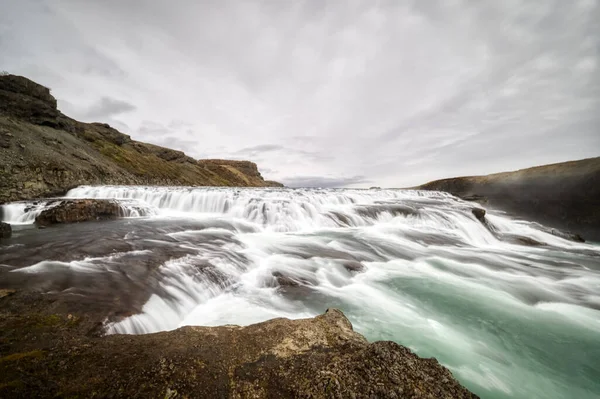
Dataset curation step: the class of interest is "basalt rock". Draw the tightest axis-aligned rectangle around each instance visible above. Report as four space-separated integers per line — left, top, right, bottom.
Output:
34 199 122 226
0 288 478 398
0 221 11 238
471 208 486 222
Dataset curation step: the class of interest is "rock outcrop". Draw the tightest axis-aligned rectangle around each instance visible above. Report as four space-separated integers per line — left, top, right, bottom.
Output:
0 75 281 203
0 221 10 238
34 199 123 226
0 288 477 398
419 157 600 241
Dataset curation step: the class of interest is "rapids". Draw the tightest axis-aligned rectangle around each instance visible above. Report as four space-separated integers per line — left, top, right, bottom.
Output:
1 186 599 399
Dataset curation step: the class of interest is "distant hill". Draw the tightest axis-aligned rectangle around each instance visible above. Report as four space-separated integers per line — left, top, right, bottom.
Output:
0 74 281 203
418 157 600 241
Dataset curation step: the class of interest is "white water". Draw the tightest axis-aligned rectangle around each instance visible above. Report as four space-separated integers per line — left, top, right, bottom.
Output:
1 197 156 224
2 185 600 399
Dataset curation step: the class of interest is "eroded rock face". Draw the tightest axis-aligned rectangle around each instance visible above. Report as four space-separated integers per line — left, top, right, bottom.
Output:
0 221 11 238
0 290 478 398
419 157 600 241
34 199 122 226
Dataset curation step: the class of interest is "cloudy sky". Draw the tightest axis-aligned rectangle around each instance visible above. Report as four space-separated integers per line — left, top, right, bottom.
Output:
1 0 599 187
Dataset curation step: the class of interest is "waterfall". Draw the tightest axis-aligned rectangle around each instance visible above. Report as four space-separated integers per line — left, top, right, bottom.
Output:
3 185 600 399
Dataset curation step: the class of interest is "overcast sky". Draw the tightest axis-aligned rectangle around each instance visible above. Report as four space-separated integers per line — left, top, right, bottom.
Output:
1 0 599 187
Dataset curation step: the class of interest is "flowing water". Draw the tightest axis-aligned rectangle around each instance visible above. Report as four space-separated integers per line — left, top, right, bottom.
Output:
1 186 599 399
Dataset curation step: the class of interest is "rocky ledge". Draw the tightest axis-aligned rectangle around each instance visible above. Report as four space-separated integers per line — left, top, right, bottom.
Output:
34 199 124 226
0 289 477 398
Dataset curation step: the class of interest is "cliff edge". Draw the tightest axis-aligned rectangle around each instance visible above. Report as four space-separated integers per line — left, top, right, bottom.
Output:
418 157 600 241
0 288 476 398
0 74 281 203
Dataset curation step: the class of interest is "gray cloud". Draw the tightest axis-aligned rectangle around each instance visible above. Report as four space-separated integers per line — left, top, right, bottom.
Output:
282 175 371 188
1 0 598 187
235 145 284 154
83 97 136 121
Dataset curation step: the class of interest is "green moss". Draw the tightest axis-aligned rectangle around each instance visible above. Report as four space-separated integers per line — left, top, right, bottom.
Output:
37 314 62 327
0 350 44 363
0 380 24 390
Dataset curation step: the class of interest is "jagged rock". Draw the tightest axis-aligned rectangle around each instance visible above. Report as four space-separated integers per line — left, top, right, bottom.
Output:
0 221 11 238
34 199 122 226
472 207 486 221
0 291 478 399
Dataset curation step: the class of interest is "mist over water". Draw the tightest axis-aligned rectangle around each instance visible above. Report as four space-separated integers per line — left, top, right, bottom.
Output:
2 186 600 399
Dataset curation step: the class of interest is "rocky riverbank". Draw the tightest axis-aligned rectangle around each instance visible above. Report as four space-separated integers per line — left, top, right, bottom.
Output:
418 157 600 242
0 288 476 398
0 74 281 204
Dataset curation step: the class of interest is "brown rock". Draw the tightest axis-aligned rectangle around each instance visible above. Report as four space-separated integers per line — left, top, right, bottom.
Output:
34 199 122 226
472 208 486 221
0 221 11 238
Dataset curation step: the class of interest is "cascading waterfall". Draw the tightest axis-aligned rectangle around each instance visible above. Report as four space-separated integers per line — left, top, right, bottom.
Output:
0 197 157 224
2 185 599 399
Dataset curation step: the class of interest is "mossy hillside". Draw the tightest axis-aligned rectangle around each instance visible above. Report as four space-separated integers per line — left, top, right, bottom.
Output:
0 74 281 203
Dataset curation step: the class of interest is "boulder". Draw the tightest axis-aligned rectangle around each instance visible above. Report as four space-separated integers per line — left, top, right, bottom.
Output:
34 199 123 226
0 221 11 238
472 207 486 222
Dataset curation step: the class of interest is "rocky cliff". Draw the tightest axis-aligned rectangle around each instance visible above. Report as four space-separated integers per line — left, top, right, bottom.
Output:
0 75 281 203
418 157 600 241
0 288 476 398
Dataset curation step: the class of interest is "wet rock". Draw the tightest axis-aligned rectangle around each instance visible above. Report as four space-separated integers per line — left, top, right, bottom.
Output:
0 221 11 238
462 194 487 202
472 207 486 222
342 260 365 272
501 234 545 247
548 228 585 243
356 204 418 219
34 199 122 226
272 271 313 287
328 211 351 226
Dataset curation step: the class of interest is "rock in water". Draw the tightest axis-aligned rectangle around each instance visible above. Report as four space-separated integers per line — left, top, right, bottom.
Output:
472 207 486 222
0 222 11 238
34 199 122 226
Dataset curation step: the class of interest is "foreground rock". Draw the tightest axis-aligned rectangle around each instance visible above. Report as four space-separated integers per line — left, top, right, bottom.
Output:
34 199 123 226
0 290 477 398
419 157 600 241
0 221 11 238
0 74 281 203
